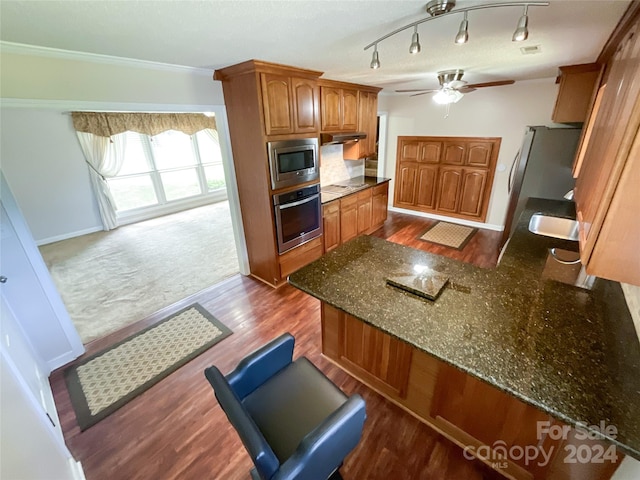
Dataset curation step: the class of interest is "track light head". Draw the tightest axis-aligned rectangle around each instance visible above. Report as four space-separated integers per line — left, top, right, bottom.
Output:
410 26 421 54
512 5 529 42
370 46 381 69
455 12 469 44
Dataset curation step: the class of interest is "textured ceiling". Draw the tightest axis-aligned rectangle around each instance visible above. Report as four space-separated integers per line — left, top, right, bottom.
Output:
0 0 631 92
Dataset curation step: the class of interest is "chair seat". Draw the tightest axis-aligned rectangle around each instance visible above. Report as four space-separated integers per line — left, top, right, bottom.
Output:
242 357 348 463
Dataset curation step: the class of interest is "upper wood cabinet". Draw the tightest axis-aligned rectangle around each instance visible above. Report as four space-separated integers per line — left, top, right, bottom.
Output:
552 63 601 124
574 10 640 285
394 136 500 222
260 73 320 136
320 85 358 131
343 90 380 160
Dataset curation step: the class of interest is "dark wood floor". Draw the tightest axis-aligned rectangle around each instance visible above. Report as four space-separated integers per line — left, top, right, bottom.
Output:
50 211 504 480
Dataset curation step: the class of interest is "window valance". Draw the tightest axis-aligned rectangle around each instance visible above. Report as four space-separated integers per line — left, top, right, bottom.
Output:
71 112 217 138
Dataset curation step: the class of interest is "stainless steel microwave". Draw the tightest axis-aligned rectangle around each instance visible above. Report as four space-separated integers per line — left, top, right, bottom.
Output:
267 138 319 190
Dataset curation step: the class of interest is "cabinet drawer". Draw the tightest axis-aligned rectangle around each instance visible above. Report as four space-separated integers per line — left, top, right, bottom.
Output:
356 188 372 201
279 236 323 278
372 183 388 196
340 194 359 209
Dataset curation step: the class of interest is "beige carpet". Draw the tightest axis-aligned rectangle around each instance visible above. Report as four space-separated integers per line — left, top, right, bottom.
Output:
39 202 238 344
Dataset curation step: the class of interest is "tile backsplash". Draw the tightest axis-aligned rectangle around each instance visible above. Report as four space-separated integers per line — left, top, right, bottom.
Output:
320 144 364 185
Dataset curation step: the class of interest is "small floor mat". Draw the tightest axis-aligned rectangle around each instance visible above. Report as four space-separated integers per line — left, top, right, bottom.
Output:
417 221 477 250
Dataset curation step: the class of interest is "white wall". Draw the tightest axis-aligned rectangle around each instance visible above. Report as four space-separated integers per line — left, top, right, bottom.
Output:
0 46 224 243
1 108 103 241
378 78 562 228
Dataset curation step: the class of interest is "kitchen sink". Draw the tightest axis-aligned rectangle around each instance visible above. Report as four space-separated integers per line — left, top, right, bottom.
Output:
528 213 579 241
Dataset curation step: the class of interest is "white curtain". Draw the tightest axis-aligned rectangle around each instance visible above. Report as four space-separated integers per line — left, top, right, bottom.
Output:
75 132 127 231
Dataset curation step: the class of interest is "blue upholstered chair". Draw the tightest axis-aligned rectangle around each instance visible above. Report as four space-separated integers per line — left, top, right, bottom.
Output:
204 333 366 480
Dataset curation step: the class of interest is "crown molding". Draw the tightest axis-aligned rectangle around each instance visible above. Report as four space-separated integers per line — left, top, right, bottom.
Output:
0 98 222 112
0 41 213 76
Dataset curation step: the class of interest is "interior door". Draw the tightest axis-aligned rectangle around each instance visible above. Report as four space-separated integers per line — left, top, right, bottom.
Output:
0 174 84 372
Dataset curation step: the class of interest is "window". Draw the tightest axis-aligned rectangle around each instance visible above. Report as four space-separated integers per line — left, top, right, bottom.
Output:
107 129 225 214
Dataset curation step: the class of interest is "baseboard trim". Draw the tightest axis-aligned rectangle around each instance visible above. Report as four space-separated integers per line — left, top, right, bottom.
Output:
37 226 103 246
388 206 504 232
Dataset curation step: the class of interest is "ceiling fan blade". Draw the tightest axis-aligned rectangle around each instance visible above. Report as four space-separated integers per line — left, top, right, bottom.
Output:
457 87 477 93
409 91 434 97
395 88 439 93
466 80 515 89
447 80 467 89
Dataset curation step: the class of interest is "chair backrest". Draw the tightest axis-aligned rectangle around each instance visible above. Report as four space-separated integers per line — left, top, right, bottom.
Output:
204 366 280 480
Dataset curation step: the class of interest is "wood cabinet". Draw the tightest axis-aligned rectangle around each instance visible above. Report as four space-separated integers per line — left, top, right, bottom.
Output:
320 85 358 132
323 182 389 252
343 89 380 159
371 183 389 227
552 63 601 124
356 189 372 234
322 201 341 253
321 302 623 480
340 194 359 244
394 136 499 222
574 10 640 285
260 73 320 136
214 60 324 288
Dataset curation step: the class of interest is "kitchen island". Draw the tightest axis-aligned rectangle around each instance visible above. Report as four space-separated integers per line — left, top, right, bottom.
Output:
289 198 640 480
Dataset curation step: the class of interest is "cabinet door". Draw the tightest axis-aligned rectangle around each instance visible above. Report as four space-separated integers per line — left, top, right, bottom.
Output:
458 169 488 217
291 78 319 133
416 165 438 209
321 87 342 131
436 167 462 213
261 73 293 135
340 196 359 243
371 183 388 229
342 89 359 131
366 93 378 155
442 142 466 165
356 190 372 234
466 142 492 167
399 140 421 162
322 202 341 253
395 164 418 206
419 141 442 163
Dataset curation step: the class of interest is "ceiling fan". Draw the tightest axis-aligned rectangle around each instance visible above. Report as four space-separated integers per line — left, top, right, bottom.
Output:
396 69 515 103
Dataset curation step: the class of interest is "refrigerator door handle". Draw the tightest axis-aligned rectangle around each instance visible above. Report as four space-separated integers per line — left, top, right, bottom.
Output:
508 151 520 194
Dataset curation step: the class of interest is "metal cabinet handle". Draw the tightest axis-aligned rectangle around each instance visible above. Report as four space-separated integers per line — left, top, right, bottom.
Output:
549 248 581 265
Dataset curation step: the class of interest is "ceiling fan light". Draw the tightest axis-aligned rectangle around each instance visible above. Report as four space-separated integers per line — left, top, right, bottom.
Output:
455 12 469 44
512 6 529 42
433 89 464 105
370 46 381 69
409 27 421 54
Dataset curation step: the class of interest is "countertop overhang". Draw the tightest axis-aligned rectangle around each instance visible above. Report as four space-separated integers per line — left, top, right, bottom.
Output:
289 198 640 460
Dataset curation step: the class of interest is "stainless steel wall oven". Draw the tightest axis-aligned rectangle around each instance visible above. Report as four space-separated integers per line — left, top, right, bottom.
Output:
273 184 322 254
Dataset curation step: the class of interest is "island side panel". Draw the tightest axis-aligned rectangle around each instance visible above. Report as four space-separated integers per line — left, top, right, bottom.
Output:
320 303 623 480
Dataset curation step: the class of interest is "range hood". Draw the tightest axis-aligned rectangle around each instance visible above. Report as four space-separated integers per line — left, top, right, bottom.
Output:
320 132 367 145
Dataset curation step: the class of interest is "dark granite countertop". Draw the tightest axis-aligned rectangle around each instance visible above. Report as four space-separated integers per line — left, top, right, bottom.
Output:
320 176 390 204
289 198 640 459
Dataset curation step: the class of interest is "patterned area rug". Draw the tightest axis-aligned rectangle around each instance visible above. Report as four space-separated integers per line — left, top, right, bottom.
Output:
65 303 231 430
417 221 478 250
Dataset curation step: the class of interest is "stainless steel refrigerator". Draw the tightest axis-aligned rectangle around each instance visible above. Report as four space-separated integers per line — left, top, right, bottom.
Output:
502 126 582 245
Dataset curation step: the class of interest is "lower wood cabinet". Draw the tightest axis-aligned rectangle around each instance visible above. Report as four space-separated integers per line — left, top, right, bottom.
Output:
322 201 341 253
323 182 389 252
321 302 624 480
278 236 323 279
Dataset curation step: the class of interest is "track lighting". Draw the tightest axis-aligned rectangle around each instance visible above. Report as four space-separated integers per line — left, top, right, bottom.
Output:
455 11 468 44
410 26 421 54
370 45 380 69
512 5 529 42
364 1 548 68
